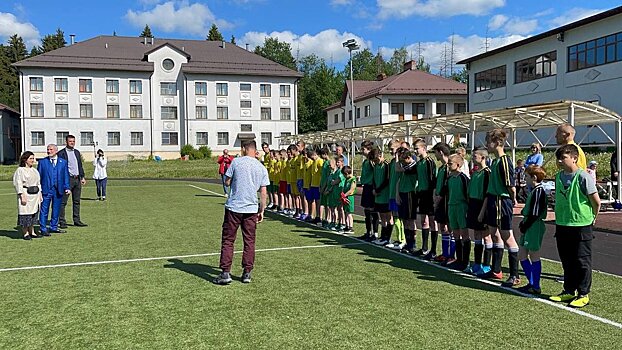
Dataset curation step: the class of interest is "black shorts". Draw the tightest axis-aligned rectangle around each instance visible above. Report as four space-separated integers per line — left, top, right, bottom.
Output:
398 192 417 220
374 202 390 213
361 184 375 209
485 195 513 230
417 190 434 215
434 196 448 224
467 198 486 231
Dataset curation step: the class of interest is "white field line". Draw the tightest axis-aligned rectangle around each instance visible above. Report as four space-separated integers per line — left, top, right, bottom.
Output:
204 180 621 330
0 243 364 273
188 184 224 196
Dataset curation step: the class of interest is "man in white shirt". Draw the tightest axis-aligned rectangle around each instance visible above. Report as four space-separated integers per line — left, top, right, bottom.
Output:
57 135 88 228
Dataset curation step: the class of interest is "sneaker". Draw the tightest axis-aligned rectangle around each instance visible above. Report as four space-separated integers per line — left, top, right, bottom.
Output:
357 234 370 240
482 270 503 280
470 264 482 275
501 276 521 287
434 255 447 263
267 203 274 210
569 295 590 308
242 271 252 284
412 249 425 256
337 225 345 233
213 272 232 285
476 265 491 276
443 257 457 267
549 291 577 303
344 227 354 234
372 239 386 245
422 252 437 261
462 265 473 274
305 216 314 223
517 284 542 295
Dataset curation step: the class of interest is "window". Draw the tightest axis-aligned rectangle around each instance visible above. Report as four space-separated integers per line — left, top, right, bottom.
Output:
80 104 93 118
260 84 271 97
107 105 120 119
454 103 467 113
55 104 69 118
217 107 228 120
54 78 68 92
130 105 143 119
333 113 339 124
162 59 175 71
391 103 404 115
56 132 69 146
106 80 119 93
412 103 425 115
161 106 177 120
195 82 207 95
80 132 93 146
280 108 291 120
196 132 209 145
240 101 252 108
261 107 272 120
280 132 291 138
217 132 229 145
107 132 120 146
515 51 557 83
29 77 43 91
79 79 92 93
130 80 142 94
568 32 622 72
160 82 177 96
196 106 208 119
348 110 352 120
261 132 272 145
131 132 143 146
436 103 447 115
365 105 371 118
341 112 345 122
216 83 228 96
280 85 290 97
240 83 251 91
474 65 506 92
356 107 361 119
241 124 252 132
30 103 44 117
162 132 178 145
31 131 44 146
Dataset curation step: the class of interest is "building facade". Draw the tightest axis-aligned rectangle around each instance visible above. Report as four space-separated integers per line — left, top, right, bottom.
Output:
0 104 21 164
326 62 467 131
458 6 622 145
15 36 302 160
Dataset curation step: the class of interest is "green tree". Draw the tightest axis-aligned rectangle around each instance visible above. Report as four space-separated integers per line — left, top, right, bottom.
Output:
206 24 224 41
254 37 296 70
140 25 153 38
297 54 344 133
344 48 381 81
6 35 27 63
387 46 409 76
41 28 66 53
450 67 468 84
230 35 236 44
416 56 431 72
0 35 28 109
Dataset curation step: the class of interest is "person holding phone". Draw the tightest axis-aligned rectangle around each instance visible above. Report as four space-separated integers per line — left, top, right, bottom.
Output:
93 149 108 201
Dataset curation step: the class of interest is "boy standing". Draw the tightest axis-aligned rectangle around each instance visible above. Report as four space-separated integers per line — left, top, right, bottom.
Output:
302 150 314 221
549 144 600 308
396 149 418 253
309 149 323 224
370 147 393 245
342 166 357 234
411 139 439 259
319 148 333 227
447 154 470 271
359 141 379 241
467 148 492 276
432 142 453 263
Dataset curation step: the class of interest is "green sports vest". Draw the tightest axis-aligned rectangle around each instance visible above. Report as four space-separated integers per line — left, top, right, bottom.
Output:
555 170 594 226
360 159 374 185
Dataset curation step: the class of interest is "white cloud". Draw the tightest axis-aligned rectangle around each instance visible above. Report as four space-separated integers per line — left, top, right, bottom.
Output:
377 0 505 19
489 14 537 35
330 0 354 5
240 29 371 62
548 7 604 27
0 12 40 47
125 1 231 36
488 14 508 30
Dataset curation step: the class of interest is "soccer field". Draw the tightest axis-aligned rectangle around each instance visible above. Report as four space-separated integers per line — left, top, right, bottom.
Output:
0 180 621 349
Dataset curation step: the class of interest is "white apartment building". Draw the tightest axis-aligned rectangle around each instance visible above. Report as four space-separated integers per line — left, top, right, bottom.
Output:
458 6 622 146
14 36 302 160
326 61 467 131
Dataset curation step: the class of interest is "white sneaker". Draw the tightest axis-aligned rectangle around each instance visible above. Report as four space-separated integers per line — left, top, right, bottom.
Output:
371 239 383 245
385 242 397 249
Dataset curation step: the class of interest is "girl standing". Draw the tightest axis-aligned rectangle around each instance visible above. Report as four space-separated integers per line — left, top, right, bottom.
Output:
93 149 108 200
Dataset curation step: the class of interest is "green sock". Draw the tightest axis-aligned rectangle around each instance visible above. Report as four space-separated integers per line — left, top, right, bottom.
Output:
393 218 405 243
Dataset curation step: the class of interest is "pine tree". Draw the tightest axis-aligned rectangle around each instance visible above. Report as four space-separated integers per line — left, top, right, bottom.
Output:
140 25 153 38
206 24 224 41
230 35 236 45
6 35 27 63
41 28 66 53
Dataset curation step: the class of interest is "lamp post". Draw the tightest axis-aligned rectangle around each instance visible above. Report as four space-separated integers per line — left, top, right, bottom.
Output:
343 39 359 169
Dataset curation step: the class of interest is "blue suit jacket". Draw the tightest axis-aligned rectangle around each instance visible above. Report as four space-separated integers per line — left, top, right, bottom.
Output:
38 157 70 196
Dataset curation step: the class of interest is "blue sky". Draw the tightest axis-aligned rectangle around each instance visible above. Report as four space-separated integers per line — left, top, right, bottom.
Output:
1 0 620 71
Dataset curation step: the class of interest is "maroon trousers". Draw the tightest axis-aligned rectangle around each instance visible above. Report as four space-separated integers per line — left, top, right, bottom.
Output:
219 209 258 273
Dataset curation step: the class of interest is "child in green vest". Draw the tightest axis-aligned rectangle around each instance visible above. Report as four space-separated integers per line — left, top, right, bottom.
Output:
432 142 452 264
466 148 492 276
447 153 470 271
369 147 393 245
319 148 332 228
549 144 600 308
342 166 357 234
517 165 548 295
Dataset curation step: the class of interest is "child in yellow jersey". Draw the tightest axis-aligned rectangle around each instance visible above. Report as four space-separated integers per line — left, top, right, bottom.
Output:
302 150 314 221
277 149 289 213
287 145 299 216
308 149 324 224
267 150 278 210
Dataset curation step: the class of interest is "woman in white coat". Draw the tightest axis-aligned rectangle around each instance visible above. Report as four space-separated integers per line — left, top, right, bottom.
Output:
13 151 42 240
93 149 108 200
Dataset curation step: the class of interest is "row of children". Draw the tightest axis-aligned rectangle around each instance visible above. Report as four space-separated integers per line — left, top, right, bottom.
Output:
261 127 600 308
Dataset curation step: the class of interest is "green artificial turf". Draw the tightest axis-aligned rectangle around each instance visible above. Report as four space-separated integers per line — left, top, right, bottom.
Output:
0 180 621 349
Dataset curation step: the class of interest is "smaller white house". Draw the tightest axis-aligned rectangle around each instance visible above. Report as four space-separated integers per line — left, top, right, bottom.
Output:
0 103 20 164
325 61 467 131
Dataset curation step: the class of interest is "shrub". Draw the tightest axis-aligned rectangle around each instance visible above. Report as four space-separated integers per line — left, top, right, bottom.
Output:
190 149 204 160
180 144 195 157
198 146 212 159
126 154 135 162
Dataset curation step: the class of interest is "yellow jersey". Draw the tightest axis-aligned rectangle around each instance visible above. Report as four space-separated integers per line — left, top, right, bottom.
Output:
278 160 287 182
295 154 305 180
288 158 297 184
303 159 313 189
311 158 324 187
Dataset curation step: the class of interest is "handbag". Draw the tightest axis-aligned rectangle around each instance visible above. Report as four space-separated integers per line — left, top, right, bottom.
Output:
24 186 39 195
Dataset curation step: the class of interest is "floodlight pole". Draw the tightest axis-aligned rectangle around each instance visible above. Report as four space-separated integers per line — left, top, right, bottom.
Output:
343 39 359 170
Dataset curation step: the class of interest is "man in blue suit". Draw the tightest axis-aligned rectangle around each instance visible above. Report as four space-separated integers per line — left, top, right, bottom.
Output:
38 144 71 235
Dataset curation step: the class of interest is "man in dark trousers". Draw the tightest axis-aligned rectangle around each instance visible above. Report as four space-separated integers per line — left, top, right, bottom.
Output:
38 144 71 235
214 140 269 285
57 134 88 228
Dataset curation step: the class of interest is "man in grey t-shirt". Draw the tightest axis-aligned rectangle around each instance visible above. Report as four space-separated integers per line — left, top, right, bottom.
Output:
214 140 269 285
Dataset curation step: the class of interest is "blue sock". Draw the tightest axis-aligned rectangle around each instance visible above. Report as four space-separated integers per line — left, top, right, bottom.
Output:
449 237 456 258
520 259 533 286
441 233 451 257
532 260 542 290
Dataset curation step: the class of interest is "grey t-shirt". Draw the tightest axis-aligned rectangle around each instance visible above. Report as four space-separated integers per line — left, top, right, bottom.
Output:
559 169 597 195
224 156 270 214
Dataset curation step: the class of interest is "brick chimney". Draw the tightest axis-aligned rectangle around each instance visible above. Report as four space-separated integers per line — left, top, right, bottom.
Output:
377 73 387 81
403 60 417 71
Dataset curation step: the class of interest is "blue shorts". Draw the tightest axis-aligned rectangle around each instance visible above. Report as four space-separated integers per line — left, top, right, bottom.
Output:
389 198 399 212
296 179 304 194
306 187 320 201
485 195 513 230
287 184 292 194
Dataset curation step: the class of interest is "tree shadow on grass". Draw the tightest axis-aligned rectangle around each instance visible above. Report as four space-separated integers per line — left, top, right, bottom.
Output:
163 259 225 282
0 228 23 239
